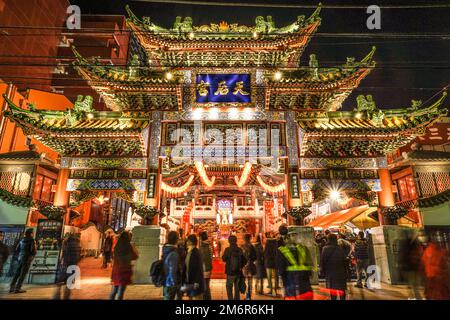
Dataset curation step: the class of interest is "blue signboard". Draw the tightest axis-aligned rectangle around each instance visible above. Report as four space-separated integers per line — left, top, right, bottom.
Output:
196 74 251 104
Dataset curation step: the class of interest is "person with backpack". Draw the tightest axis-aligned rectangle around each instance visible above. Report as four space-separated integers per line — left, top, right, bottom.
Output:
241 233 257 300
337 233 352 281
110 231 138 300
199 231 213 300
254 235 265 295
9 228 36 294
222 235 247 300
264 232 279 296
321 233 347 300
182 234 205 300
162 231 181 300
353 231 369 288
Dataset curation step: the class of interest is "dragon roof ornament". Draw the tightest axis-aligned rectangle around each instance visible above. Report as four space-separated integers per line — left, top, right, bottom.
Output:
125 3 321 36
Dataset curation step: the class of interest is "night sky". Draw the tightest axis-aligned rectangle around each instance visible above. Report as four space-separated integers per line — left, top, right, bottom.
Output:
70 0 450 110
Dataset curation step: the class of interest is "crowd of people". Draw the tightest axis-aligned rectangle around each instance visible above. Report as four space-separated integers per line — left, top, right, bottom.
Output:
156 227 372 300
0 226 449 300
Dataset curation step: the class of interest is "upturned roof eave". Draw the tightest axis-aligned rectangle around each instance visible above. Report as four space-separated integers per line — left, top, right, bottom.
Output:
2 95 151 134
125 4 322 46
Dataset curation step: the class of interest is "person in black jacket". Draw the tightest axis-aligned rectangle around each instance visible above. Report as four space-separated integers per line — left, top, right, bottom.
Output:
0 231 10 277
53 233 81 299
320 233 347 300
254 235 265 295
176 228 187 300
264 233 279 296
199 231 213 300
222 235 246 300
241 233 257 300
182 234 205 300
10 228 36 293
162 231 181 300
102 232 113 268
353 231 369 288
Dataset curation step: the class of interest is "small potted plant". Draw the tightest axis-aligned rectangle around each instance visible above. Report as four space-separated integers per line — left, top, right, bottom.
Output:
40 205 65 221
381 205 408 225
286 207 312 226
133 204 160 225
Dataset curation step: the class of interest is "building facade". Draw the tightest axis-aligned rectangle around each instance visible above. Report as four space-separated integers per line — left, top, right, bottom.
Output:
1 4 449 256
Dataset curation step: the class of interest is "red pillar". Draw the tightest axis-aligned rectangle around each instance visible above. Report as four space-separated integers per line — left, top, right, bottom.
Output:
53 168 70 224
377 169 395 225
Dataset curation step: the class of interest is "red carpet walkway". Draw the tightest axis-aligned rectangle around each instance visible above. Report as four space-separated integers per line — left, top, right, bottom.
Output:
211 258 226 279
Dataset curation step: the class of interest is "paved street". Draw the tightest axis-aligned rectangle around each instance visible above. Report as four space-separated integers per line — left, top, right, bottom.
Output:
0 258 416 300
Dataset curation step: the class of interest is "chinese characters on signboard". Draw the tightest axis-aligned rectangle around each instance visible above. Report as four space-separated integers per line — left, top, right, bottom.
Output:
264 201 274 227
196 74 251 104
147 174 156 198
29 219 63 279
35 220 63 251
290 174 300 198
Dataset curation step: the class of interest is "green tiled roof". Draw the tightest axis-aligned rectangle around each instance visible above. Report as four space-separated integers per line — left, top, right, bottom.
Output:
2 95 150 157
0 150 41 161
405 150 450 161
419 189 450 208
298 92 448 157
0 188 33 207
125 5 321 68
3 95 150 134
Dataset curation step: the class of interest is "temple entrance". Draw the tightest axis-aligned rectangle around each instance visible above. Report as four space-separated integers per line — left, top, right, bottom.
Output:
159 160 289 279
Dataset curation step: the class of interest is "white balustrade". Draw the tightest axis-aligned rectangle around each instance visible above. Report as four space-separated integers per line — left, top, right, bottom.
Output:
170 204 264 219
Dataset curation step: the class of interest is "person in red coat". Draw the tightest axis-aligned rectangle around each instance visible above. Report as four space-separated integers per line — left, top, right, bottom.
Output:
422 238 450 300
110 231 138 300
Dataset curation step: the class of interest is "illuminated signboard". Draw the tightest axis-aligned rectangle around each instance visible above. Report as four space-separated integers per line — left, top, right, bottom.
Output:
196 74 251 104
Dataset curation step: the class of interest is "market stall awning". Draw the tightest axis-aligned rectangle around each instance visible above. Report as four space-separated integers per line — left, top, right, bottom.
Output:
307 205 379 230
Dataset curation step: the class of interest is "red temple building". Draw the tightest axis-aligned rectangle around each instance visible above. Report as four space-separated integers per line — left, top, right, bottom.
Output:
0 3 448 284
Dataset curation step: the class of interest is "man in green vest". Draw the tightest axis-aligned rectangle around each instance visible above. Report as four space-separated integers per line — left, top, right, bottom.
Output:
277 230 314 300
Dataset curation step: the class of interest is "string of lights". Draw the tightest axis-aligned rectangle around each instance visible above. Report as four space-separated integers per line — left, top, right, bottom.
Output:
256 175 286 195
234 162 252 188
195 161 216 187
160 174 195 195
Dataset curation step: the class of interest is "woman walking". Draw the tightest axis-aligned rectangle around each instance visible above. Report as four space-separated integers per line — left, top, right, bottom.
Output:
320 233 347 300
264 233 279 296
241 233 257 300
254 235 265 295
222 235 246 300
182 234 205 300
110 231 138 300
199 231 213 300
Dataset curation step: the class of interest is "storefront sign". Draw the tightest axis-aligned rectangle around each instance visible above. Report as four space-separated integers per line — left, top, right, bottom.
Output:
290 174 300 198
29 220 63 281
196 74 251 104
147 174 157 198
264 201 274 226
